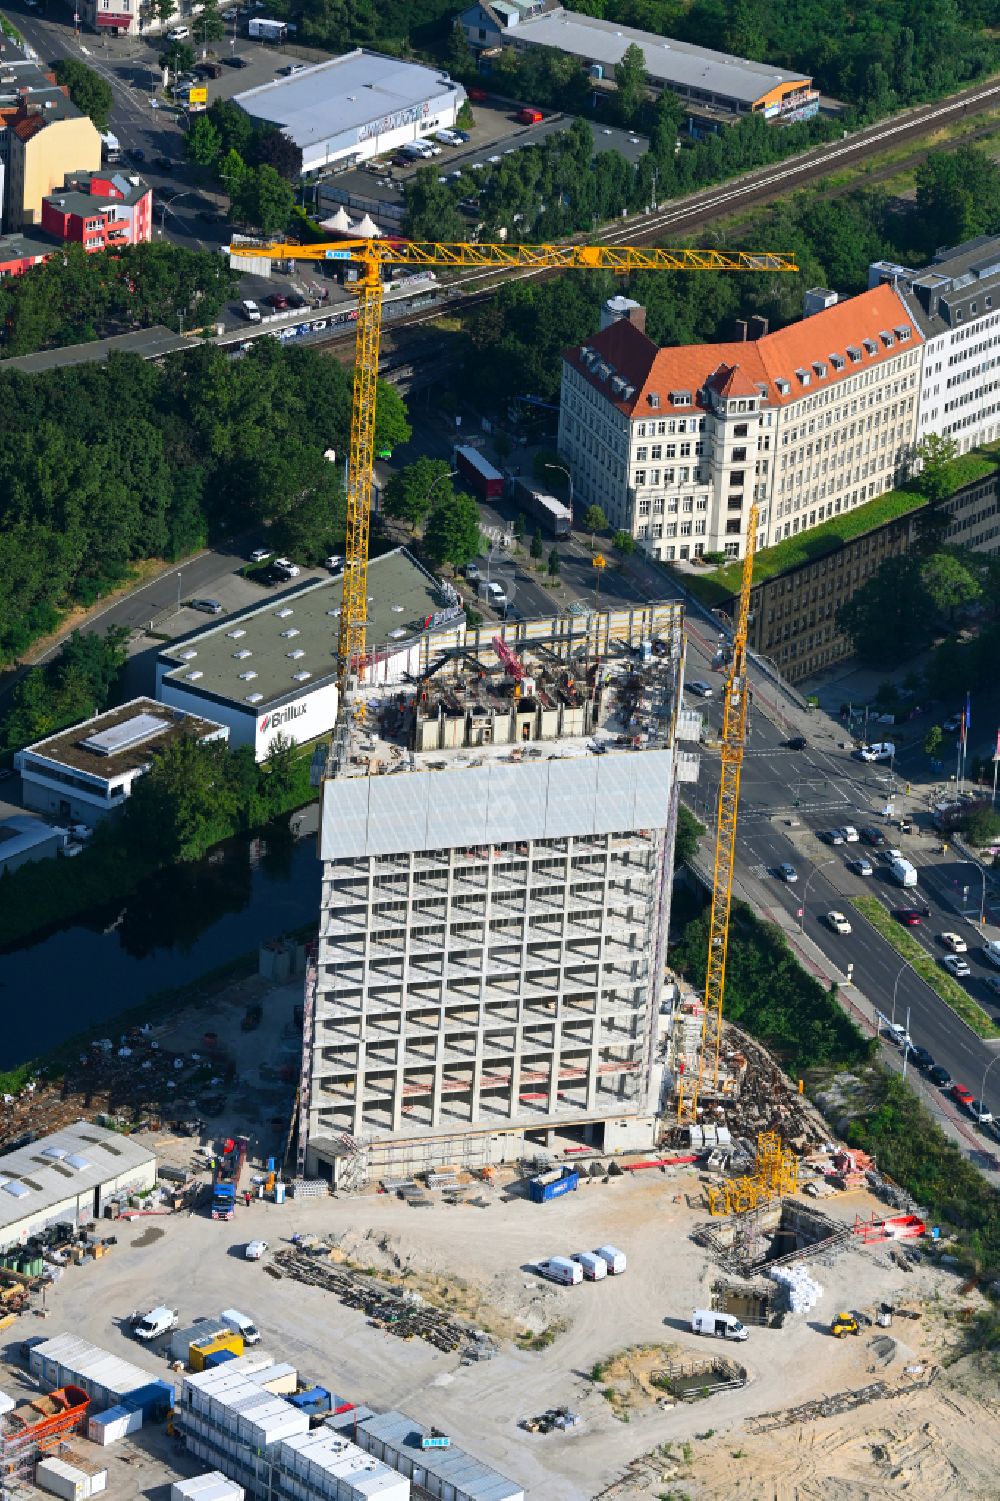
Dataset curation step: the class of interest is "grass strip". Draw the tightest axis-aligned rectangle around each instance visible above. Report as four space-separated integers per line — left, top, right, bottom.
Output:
850 894 1000 1038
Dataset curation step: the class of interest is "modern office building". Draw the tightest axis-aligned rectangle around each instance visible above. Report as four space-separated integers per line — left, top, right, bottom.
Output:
233 50 466 177
157 550 461 761
871 236 1000 456
16 697 229 826
559 286 922 561
302 602 702 1182
459 2 817 124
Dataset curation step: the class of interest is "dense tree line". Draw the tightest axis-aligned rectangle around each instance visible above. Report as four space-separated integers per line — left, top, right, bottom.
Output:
52 59 114 132
186 100 302 236
1 630 128 756
460 143 1000 407
0 341 410 665
0 242 236 358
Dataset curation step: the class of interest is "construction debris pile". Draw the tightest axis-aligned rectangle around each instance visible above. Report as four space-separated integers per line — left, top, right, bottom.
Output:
273 1247 496 1359
746 1368 936 1434
518 1408 581 1434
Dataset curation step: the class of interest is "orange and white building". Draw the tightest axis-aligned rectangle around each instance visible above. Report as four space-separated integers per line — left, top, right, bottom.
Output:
559 287 923 562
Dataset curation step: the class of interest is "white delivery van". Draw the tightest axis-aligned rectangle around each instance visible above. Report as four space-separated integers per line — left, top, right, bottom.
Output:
888 857 917 888
133 1305 176 1341
570 1252 607 1281
241 299 262 323
691 1309 747 1341
594 1245 627 1275
538 1257 583 1286
984 938 1000 969
220 1308 260 1345
487 580 508 609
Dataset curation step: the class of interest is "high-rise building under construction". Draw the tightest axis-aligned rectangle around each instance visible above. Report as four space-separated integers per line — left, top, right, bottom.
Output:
300 602 701 1183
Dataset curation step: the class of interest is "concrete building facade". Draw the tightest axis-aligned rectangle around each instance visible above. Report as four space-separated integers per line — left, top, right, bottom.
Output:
559 287 922 562
740 466 1000 682
42 167 152 251
303 602 701 1181
871 236 1000 457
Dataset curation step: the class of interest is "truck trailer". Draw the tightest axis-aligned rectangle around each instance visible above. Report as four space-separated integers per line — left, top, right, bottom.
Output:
454 444 504 500
513 478 572 537
248 17 288 40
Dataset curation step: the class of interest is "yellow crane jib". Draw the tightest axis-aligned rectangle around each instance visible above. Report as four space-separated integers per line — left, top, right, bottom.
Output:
225 239 796 689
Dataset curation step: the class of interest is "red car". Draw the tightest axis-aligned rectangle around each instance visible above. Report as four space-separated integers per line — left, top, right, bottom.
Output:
268 292 289 310
950 1083 974 1109
894 908 923 926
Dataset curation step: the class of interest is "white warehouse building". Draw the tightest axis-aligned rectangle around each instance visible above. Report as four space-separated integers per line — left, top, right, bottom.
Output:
156 550 465 762
0 1122 156 1251
233 50 466 177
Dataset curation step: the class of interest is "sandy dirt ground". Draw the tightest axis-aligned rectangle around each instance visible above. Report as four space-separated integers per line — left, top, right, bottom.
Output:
11 1144 1000 1501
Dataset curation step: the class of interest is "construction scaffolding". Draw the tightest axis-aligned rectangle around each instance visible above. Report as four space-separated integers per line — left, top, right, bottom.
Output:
706 1131 798 1217
0 1385 89 1497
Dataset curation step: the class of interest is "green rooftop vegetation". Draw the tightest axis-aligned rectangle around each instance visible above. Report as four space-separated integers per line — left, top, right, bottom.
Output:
682 449 999 608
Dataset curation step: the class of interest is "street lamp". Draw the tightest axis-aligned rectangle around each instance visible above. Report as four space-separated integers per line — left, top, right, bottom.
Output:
160 190 194 232
799 856 838 932
959 858 987 925
175 571 182 614
543 461 573 518
980 1052 1000 1116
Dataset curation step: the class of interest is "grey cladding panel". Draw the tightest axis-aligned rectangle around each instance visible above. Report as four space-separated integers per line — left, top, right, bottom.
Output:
593 755 638 834
425 766 490 848
632 749 673 828
484 761 547 843
366 776 429 856
321 779 371 858
543 757 599 839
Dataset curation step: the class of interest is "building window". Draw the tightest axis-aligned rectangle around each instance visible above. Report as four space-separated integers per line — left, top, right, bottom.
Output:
634 469 646 486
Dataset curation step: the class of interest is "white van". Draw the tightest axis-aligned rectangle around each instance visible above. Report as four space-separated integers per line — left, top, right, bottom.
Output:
241 299 262 323
487 580 507 609
691 1308 747 1341
570 1252 607 1281
538 1257 583 1286
220 1308 260 1345
594 1244 626 1275
133 1305 176 1341
984 939 1000 969
888 857 917 888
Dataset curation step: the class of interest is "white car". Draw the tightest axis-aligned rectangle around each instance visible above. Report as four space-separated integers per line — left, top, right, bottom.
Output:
940 932 968 953
273 557 300 576
841 825 860 842
251 548 271 563
687 680 713 698
168 24 190 38
826 911 852 935
848 856 873 876
244 1240 268 1261
942 954 972 978
858 741 895 763
434 128 462 146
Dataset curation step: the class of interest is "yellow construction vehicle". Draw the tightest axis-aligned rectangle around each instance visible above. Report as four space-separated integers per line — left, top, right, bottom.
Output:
831 1311 860 1338
227 237 796 686
677 499 759 1123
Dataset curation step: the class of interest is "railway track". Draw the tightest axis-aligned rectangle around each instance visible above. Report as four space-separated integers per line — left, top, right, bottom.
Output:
313 74 1000 371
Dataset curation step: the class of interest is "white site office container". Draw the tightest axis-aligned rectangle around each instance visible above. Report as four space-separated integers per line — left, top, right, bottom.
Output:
277 1430 410 1501
211 1352 275 1379
248 1362 297 1394
87 1404 143 1444
171 1472 245 1501
36 1455 107 1500
243 1401 308 1448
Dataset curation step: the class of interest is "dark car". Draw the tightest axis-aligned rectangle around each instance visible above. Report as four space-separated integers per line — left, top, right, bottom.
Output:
154 155 174 171
785 735 807 751
927 1064 952 1088
286 291 307 308
905 1044 934 1070
860 825 886 846
129 147 146 163
225 53 249 67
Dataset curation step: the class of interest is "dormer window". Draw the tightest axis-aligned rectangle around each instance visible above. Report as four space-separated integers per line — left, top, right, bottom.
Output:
895 325 912 341
812 360 827 378
847 345 862 363
775 377 790 395
862 338 877 356
795 367 811 387
830 352 845 370
879 330 894 348
671 389 691 406
648 392 660 408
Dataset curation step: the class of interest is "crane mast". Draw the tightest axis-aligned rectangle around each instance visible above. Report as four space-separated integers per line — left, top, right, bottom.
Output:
229 237 796 684
677 500 758 1122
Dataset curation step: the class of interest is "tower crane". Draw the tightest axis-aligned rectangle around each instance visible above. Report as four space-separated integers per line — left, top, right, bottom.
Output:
677 499 759 1124
228 236 796 683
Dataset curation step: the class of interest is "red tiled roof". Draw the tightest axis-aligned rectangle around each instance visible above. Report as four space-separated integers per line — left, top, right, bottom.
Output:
13 114 44 143
568 286 921 416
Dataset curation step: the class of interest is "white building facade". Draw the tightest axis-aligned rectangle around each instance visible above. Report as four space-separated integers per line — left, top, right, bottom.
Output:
559 286 923 560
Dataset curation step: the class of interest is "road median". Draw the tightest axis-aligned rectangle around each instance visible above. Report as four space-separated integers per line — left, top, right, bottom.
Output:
850 894 1000 1039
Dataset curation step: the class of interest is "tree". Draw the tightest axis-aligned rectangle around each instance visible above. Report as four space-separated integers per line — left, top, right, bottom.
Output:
193 0 225 43
513 512 526 542
382 457 453 530
915 147 1000 252
423 491 482 568
923 724 944 758
160 41 195 75
185 114 222 169
52 59 114 132
583 503 607 538
613 42 647 128
247 127 303 183
207 98 256 160
403 165 467 242
921 552 981 622
675 804 704 865
915 433 959 503
124 735 243 863
837 555 937 664
959 805 1000 847
547 545 560 578
613 528 636 554
230 163 294 236
530 527 543 560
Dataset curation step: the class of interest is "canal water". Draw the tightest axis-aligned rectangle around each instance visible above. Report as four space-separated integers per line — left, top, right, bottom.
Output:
0 830 322 1068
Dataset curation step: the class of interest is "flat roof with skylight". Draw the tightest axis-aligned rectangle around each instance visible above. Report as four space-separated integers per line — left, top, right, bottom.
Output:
0 1121 156 1244
17 698 228 783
